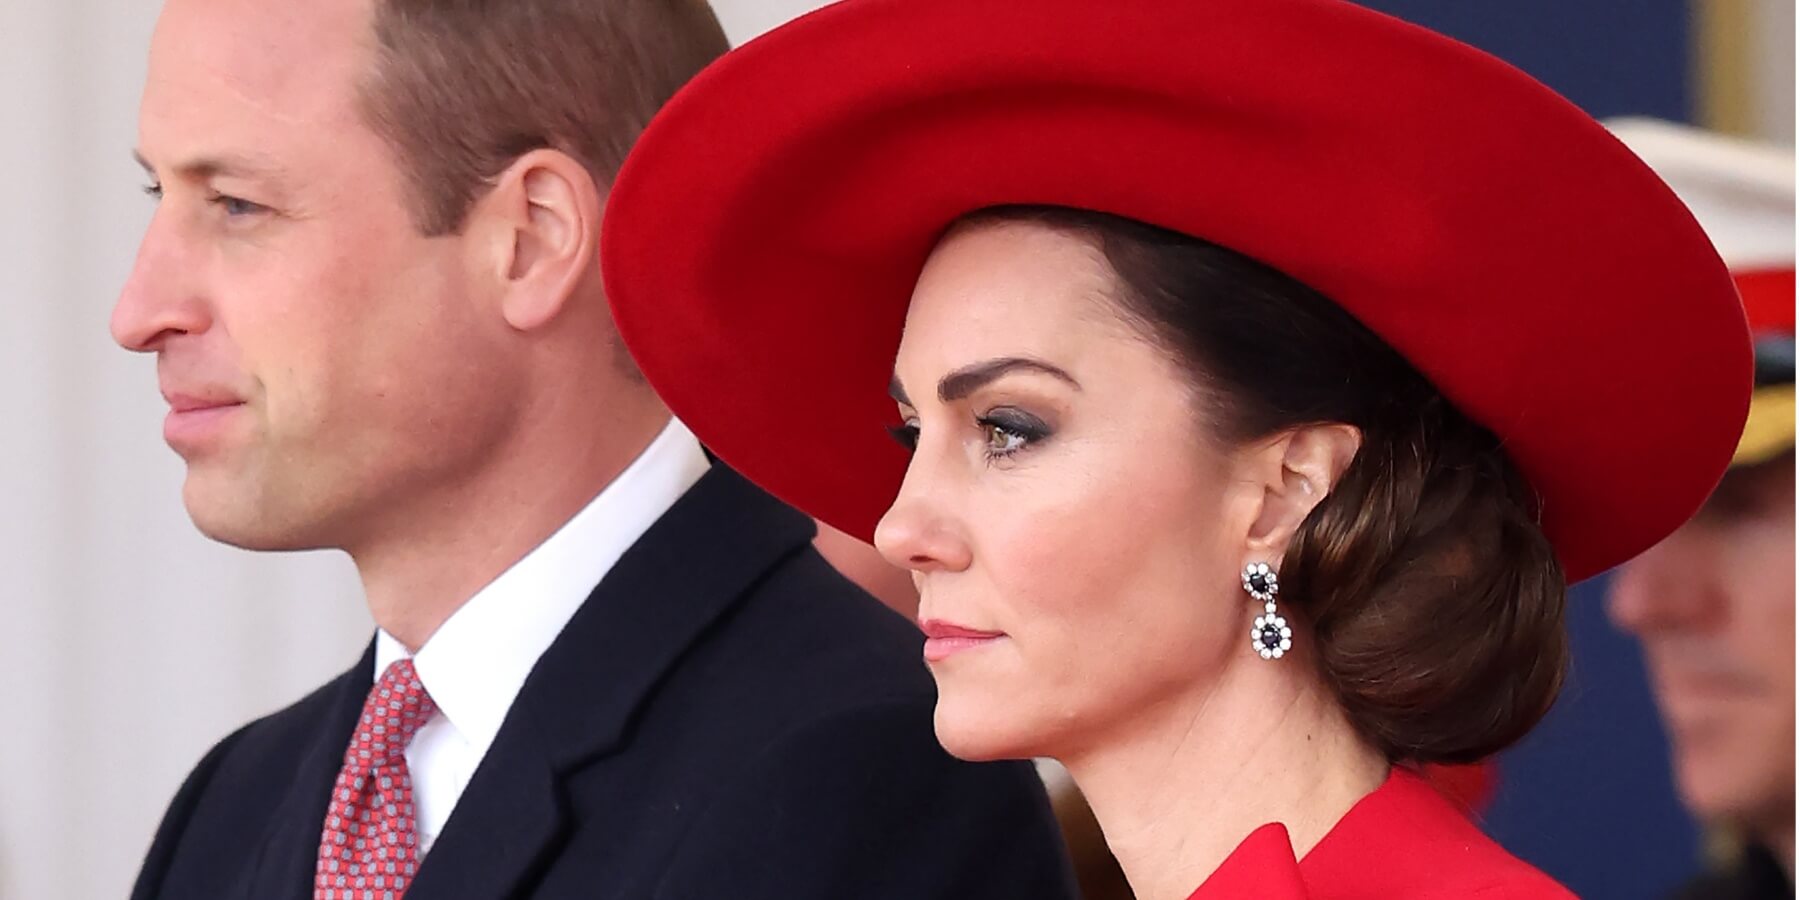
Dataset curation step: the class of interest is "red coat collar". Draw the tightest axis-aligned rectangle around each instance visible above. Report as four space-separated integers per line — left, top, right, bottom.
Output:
1188 768 1573 899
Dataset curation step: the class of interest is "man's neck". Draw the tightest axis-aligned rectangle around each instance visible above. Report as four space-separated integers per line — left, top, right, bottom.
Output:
1059 657 1389 900
352 393 672 652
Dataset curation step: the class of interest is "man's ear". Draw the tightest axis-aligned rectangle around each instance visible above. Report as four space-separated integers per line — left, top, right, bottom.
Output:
465 147 604 332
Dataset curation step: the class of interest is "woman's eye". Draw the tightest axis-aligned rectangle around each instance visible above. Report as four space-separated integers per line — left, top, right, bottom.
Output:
978 409 1050 460
889 409 1048 459
142 182 164 202
887 422 920 452
982 421 1029 456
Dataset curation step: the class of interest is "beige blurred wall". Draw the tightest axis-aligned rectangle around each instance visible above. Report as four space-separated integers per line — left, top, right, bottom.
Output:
0 4 368 899
1695 0 1796 145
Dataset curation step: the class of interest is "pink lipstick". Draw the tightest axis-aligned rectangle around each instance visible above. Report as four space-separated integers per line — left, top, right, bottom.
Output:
919 619 1006 662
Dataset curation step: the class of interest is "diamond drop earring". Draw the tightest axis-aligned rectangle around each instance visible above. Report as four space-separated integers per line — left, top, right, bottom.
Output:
1243 562 1291 660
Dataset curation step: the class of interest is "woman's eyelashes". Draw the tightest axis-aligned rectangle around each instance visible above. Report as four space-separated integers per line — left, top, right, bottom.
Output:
887 420 921 451
885 406 1053 462
977 407 1050 461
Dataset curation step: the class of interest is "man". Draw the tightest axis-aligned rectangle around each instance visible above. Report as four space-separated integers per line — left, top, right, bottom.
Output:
1607 118 1796 899
116 0 1076 897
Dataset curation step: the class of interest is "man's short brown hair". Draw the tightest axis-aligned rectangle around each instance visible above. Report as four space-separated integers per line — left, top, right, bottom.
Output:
358 0 730 236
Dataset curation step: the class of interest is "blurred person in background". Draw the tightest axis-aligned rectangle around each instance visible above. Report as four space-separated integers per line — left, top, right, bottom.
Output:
113 0 1075 897
1608 118 1797 900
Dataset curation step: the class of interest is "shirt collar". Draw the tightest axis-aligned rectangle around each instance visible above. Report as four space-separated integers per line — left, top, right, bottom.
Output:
375 416 711 759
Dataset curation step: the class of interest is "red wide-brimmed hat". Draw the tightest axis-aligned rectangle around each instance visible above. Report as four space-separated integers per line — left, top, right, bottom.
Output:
603 0 1752 582
1608 118 1794 469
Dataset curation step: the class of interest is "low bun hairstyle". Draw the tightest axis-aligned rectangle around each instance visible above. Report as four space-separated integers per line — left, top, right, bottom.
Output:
963 206 1568 764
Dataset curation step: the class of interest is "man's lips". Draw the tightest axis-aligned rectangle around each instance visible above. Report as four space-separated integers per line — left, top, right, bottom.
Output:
161 392 247 450
163 392 244 413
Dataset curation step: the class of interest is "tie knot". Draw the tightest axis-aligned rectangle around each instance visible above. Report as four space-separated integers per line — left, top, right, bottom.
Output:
344 658 438 772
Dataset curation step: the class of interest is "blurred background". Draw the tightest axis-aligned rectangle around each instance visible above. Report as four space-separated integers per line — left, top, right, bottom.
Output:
0 1 1790 898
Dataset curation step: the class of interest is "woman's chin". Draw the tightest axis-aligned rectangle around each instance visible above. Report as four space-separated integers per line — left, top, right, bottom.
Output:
932 695 1043 762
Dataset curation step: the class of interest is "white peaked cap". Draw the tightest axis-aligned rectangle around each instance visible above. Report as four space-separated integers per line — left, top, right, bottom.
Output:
1607 117 1795 272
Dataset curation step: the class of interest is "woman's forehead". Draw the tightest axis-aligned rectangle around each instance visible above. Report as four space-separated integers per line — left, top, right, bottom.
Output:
905 223 1125 343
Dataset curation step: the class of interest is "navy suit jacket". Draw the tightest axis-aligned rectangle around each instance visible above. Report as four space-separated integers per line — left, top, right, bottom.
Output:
131 467 1077 899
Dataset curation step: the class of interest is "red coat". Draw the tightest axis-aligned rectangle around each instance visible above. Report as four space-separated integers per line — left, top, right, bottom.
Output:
1188 769 1574 898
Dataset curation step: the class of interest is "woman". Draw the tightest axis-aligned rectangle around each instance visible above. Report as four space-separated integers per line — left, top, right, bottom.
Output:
599 0 1752 896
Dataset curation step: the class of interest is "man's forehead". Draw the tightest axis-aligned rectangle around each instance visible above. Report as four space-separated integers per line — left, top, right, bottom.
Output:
145 0 374 129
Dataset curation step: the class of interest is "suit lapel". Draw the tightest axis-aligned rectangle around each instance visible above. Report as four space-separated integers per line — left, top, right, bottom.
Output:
407 465 817 898
248 640 377 900
403 727 565 899
521 464 818 766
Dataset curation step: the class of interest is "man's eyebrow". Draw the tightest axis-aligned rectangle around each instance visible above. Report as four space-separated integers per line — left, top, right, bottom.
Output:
134 148 285 180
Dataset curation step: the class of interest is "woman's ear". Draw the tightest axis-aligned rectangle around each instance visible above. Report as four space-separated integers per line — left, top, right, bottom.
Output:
1243 423 1361 563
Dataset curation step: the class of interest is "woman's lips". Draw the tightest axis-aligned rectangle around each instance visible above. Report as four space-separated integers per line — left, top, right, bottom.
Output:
918 619 1006 662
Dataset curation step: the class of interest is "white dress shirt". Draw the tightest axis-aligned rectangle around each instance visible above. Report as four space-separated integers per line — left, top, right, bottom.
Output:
373 417 710 856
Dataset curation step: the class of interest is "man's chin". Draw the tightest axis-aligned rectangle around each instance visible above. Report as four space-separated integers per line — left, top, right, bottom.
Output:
1673 748 1790 828
181 478 322 552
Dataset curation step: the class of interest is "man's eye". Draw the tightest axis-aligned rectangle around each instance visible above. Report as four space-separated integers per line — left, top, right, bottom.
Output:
209 194 267 217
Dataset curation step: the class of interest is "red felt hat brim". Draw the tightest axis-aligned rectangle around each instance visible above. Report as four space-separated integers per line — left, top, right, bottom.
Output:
603 0 1752 582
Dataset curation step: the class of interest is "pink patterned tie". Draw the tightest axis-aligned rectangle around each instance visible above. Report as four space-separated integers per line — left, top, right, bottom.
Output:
314 658 436 900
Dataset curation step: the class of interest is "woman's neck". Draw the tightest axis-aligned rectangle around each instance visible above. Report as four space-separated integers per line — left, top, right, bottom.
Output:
1058 656 1389 900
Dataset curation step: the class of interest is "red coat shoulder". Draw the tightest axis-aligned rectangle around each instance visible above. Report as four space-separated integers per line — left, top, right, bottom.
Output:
1186 769 1575 899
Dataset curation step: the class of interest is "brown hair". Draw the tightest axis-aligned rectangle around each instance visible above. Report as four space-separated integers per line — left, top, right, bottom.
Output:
357 0 730 236
965 206 1568 765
